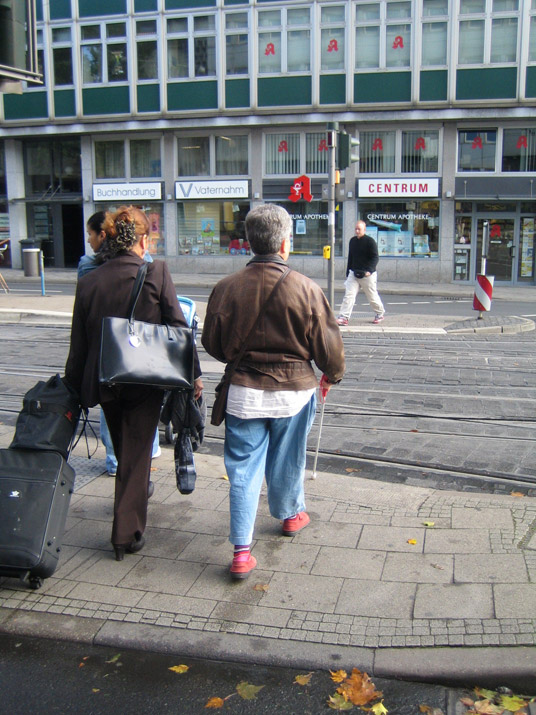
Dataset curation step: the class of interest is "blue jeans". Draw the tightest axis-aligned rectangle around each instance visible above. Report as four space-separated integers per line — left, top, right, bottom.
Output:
224 394 317 545
100 409 159 473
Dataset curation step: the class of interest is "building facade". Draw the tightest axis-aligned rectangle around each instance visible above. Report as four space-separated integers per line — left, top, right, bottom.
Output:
0 0 535 285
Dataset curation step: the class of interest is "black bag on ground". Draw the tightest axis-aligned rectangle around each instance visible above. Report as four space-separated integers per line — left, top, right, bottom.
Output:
10 374 81 459
0 448 75 589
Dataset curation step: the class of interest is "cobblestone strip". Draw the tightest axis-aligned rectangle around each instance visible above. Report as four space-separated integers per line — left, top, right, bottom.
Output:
2 588 535 648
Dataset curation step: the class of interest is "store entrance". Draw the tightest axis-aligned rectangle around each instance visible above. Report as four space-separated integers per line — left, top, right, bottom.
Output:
27 203 84 268
475 217 515 283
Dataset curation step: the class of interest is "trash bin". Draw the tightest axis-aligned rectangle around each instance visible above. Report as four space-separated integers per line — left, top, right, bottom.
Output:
22 248 41 277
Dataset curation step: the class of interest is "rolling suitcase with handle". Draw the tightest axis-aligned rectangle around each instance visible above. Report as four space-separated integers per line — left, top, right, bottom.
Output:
0 448 75 589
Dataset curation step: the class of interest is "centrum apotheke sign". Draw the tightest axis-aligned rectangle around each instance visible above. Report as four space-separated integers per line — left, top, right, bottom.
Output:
358 179 439 198
92 183 162 201
175 180 248 200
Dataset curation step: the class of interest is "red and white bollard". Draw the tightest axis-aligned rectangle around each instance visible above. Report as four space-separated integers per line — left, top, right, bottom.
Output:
473 274 494 318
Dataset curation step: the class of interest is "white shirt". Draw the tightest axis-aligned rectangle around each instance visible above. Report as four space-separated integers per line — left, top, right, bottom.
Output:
227 384 316 419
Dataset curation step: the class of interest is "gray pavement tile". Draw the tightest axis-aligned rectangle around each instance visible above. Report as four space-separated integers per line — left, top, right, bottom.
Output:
259 572 344 612
211 601 290 628
290 520 363 548
185 564 271 605
311 546 385 579
390 517 451 529
331 511 387 526
455 554 529 583
67 550 139 586
424 529 491 554
252 540 320 574
136 591 216 617
53 545 94 579
336 580 416 618
68 494 114 521
162 486 229 511
175 533 230 565
176 507 230 537
74 475 115 498
67 582 146 608
62 518 113 551
494 584 536 618
382 553 453 583
358 525 425 552
34 578 79 598
414 583 494 619
118 556 206 595
145 501 193 530
139 525 195 560
451 506 514 529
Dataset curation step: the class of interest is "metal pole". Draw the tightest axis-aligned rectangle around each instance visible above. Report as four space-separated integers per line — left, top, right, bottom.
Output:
311 398 326 480
326 122 338 310
39 250 45 296
479 222 489 319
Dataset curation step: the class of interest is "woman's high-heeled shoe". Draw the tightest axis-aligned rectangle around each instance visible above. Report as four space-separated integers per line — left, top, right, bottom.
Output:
113 534 145 561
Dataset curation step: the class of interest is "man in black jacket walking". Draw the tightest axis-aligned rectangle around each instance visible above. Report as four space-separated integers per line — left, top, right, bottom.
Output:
336 220 385 325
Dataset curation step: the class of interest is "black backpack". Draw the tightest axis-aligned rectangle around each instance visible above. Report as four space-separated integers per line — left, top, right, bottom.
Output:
10 374 82 459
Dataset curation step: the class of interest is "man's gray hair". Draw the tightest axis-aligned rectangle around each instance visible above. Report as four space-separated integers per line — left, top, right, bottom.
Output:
245 204 292 255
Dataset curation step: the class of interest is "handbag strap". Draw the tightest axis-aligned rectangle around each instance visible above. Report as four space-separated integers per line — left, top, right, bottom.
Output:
126 262 148 321
223 266 291 382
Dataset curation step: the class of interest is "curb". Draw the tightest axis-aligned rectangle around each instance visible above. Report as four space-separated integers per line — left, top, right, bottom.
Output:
1 609 534 691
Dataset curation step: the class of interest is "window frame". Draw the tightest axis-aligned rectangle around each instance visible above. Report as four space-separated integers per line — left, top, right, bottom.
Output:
135 17 160 83
457 0 520 66
80 20 129 86
166 12 217 81
257 6 312 75
354 0 413 71
224 10 250 76
93 136 163 180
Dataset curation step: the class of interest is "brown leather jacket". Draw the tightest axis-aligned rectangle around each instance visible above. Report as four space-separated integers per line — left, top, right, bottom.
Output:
201 256 345 390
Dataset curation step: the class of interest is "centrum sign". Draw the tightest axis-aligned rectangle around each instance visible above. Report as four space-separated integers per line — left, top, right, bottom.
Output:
358 179 439 198
92 182 162 201
175 180 248 200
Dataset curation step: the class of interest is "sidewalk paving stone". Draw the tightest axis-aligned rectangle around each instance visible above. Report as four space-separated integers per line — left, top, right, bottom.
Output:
336 580 416 618
311 545 385 579
381 553 453 583
494 584 536 619
454 554 529 583
414 584 494 619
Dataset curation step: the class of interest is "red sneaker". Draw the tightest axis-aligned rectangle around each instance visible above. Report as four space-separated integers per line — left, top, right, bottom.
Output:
282 512 310 536
230 553 257 579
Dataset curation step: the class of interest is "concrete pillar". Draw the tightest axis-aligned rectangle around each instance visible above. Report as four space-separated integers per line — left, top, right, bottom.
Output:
4 138 26 269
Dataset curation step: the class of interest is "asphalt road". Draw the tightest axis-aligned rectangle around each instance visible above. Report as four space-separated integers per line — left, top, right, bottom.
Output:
0 633 467 715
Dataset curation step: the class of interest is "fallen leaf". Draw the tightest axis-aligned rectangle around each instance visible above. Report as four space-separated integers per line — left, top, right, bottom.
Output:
205 697 225 709
169 664 189 674
328 693 354 710
430 563 445 570
460 698 475 707
510 492 525 498
419 707 444 715
221 474 229 481
345 468 361 473
498 695 527 712
475 689 498 701
105 654 121 664
92 689 100 694
407 539 417 545
371 700 389 714
253 583 269 592
330 669 348 683
294 672 313 686
236 681 264 700
472 699 504 714
337 668 382 706
422 521 435 527
410 429 419 433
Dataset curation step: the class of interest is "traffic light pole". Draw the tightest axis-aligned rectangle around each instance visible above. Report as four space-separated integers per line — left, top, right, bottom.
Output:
326 123 337 310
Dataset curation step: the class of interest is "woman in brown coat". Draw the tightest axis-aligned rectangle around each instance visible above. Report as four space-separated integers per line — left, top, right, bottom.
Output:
65 206 203 560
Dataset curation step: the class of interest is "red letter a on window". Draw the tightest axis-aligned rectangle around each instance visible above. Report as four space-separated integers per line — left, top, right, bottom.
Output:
372 138 383 151
517 135 527 149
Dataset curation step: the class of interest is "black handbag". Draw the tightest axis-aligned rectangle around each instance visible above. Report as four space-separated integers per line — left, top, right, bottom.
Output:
210 267 291 426
99 263 194 391
10 374 81 459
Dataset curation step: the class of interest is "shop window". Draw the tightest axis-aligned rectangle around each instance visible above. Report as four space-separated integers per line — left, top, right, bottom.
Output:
265 134 300 175
81 22 128 84
401 131 439 173
359 201 440 258
519 216 535 280
320 5 346 71
458 130 497 171
225 12 249 75
215 136 248 176
355 1 411 70
422 0 448 66
530 10 536 61
359 131 396 173
24 139 82 196
305 132 329 174
458 0 519 65
258 7 310 74
136 19 158 81
167 14 216 80
130 139 161 178
52 27 73 86
95 140 125 179
502 129 536 172
178 136 210 176
281 200 343 256
177 200 249 255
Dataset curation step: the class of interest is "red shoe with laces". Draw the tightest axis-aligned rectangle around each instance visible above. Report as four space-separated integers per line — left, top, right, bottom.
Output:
282 511 310 536
230 552 257 579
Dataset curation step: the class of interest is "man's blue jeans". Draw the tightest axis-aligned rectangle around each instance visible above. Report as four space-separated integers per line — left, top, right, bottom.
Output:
100 409 159 474
224 394 317 545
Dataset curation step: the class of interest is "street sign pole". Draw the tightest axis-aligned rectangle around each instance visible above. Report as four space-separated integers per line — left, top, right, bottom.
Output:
326 122 338 309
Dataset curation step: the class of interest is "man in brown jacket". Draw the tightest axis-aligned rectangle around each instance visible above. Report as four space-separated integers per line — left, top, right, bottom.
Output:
202 204 345 579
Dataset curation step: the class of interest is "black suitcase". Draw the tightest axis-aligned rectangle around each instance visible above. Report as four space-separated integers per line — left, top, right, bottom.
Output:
0 448 75 589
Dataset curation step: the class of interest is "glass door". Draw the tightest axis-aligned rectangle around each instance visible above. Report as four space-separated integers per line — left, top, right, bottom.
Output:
476 218 515 282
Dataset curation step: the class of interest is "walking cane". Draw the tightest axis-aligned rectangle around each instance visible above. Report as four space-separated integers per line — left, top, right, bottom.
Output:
311 382 328 480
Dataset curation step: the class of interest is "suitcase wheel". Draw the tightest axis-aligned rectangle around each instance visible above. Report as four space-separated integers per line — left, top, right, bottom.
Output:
165 423 175 444
28 576 43 590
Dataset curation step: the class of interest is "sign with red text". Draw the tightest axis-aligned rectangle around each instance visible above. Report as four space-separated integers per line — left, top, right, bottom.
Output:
358 179 439 198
